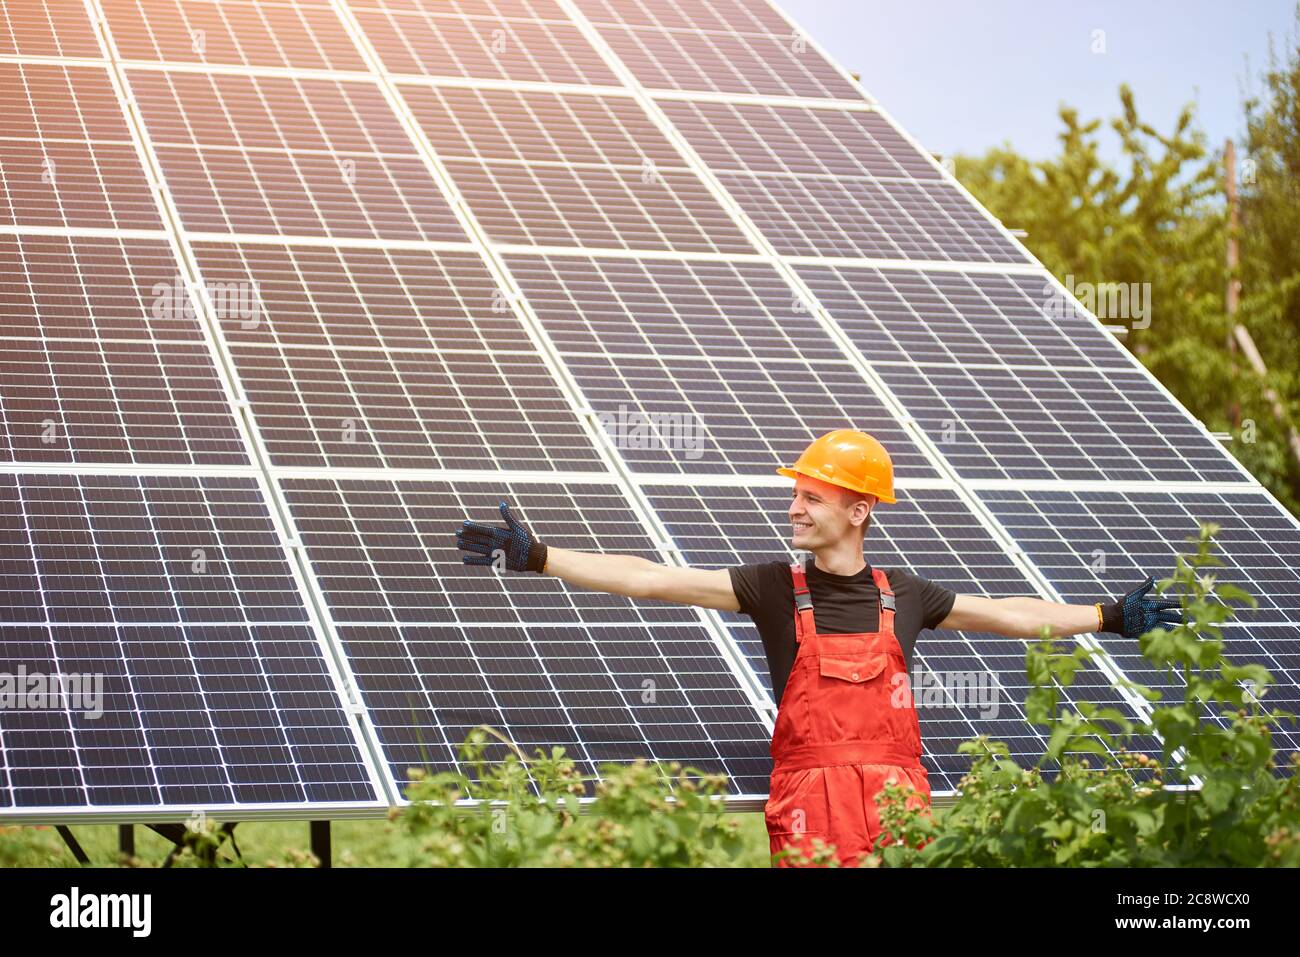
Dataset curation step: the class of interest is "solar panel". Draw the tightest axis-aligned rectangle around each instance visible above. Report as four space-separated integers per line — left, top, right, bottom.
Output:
0 233 250 467
397 85 755 253
102 0 370 71
129 69 464 240
660 100 939 179
578 0 793 34
877 364 1248 483
653 99 1030 261
188 239 606 470
573 0 860 99
0 62 163 230
189 241 523 353
0 473 383 811
0 0 102 57
352 0 622 85
797 265 1129 370
0 234 205 344
5 0 1296 825
719 172 1029 262
228 341 604 469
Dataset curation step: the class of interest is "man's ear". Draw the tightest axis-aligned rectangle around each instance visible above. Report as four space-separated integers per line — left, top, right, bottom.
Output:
855 495 873 529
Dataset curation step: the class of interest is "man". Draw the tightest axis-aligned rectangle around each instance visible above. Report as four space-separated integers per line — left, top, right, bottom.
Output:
455 428 1181 867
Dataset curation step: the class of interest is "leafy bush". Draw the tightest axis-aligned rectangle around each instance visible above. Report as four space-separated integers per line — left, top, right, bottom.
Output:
393 726 747 866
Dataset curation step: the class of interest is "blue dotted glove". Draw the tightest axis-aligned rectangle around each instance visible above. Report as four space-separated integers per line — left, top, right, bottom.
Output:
1100 575 1182 638
456 501 548 573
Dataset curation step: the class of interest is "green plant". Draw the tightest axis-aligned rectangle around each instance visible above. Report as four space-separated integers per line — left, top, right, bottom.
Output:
870 523 1300 867
394 725 748 866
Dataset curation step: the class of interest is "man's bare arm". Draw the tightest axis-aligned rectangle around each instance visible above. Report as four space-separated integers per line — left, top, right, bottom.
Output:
456 501 740 611
543 546 740 612
938 593 1099 639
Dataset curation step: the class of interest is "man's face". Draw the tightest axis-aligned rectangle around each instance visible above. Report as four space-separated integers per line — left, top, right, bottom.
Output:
789 475 874 548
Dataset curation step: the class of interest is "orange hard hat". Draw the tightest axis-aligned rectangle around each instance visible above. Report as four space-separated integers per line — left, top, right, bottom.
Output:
776 429 896 504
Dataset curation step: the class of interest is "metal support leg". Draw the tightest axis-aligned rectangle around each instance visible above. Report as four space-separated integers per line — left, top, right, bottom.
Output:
55 825 90 865
119 824 134 859
310 820 331 868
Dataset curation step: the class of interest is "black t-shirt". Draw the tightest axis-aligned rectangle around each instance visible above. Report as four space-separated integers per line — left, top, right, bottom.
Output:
728 559 957 706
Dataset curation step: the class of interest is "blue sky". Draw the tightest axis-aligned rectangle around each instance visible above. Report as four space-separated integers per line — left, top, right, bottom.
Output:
779 0 1299 163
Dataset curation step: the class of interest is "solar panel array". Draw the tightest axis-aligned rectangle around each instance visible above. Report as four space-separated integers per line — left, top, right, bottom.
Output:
2 0 1296 821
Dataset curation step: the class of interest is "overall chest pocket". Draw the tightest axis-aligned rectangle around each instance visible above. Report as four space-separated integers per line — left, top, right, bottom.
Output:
818 651 889 684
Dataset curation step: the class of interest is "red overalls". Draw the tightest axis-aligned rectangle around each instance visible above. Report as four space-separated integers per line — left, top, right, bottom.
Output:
764 561 931 867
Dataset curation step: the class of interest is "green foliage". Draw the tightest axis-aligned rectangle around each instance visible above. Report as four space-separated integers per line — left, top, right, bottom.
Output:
955 58 1300 514
870 524 1300 867
160 813 317 868
393 725 748 866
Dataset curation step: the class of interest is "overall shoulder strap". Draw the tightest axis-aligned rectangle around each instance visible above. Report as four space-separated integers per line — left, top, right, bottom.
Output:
790 560 815 643
871 567 896 633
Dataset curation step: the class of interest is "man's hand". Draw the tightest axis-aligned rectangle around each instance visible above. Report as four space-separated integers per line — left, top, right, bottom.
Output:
456 500 548 573
1099 575 1182 639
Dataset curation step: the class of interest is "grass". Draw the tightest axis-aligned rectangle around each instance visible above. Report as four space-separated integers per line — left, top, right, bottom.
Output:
0 811 775 867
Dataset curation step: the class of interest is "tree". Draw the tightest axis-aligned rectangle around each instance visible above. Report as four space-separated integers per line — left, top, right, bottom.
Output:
1238 9 1300 509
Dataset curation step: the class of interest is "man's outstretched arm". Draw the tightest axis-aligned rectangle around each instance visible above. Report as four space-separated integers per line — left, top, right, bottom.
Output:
939 577 1181 640
455 501 740 612
544 546 740 611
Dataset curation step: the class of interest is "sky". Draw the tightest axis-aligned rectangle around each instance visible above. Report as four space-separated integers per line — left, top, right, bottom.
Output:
778 0 1299 164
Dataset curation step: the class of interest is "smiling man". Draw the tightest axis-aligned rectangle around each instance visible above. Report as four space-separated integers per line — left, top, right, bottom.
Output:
455 428 1181 867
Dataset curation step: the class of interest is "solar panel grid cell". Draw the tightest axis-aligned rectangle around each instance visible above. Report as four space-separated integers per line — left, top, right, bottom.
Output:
0 0 103 57
128 69 464 240
192 241 519 351
404 84 684 169
351 1 621 85
798 265 1130 370
0 233 248 466
660 99 939 180
0 338 247 466
397 85 755 253
0 63 163 230
0 234 203 343
102 0 369 70
718 171 1027 262
574 0 792 35
188 240 604 471
589 18 859 99
229 341 602 469
879 364 1247 483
